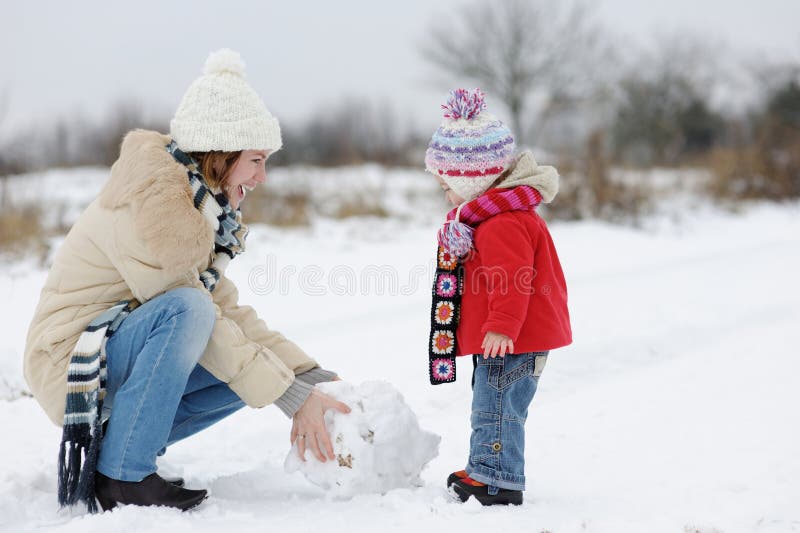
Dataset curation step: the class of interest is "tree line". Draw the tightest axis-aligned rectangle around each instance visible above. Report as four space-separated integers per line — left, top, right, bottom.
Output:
1 0 798 204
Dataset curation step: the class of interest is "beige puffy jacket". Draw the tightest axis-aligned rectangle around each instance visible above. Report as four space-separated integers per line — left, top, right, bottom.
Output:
23 129 318 427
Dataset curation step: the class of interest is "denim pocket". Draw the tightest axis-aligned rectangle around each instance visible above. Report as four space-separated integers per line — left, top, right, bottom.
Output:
487 352 549 391
485 360 504 391
496 359 534 390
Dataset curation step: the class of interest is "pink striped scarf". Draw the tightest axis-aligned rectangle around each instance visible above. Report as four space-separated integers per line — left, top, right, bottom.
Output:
437 185 543 257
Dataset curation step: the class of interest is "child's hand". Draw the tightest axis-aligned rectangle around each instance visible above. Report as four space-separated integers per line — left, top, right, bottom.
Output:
481 331 514 359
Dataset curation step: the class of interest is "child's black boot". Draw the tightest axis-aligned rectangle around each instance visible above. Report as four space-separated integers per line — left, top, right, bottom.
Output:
449 475 523 506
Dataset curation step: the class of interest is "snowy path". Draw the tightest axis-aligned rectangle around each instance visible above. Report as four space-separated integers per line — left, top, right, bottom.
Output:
1 202 799 532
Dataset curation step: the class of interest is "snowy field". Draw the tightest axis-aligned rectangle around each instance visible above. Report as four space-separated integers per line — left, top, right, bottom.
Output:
1 167 799 532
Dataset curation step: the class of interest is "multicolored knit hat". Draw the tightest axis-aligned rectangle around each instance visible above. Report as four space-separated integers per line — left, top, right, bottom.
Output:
424 89 516 202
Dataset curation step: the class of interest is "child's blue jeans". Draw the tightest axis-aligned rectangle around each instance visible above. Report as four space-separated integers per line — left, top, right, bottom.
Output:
466 351 548 493
96 287 246 482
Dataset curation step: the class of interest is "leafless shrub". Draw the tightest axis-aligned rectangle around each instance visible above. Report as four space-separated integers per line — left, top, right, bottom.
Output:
0 204 45 255
242 186 312 227
549 130 652 223
709 79 800 200
272 97 421 167
611 33 728 167
320 196 389 220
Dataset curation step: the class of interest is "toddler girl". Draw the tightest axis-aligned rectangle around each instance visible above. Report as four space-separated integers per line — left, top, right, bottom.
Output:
425 89 572 506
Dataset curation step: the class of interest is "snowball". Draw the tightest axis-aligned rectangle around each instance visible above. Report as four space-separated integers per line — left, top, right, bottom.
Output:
203 48 245 77
284 380 440 498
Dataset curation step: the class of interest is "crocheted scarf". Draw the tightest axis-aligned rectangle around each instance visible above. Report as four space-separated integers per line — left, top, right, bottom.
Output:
57 141 248 513
428 185 542 384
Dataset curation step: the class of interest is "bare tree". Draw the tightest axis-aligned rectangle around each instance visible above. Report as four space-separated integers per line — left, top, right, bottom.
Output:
420 0 613 147
611 32 731 165
274 97 420 167
72 101 168 166
745 53 800 108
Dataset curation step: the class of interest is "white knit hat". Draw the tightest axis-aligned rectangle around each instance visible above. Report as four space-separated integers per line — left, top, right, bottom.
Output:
170 48 282 153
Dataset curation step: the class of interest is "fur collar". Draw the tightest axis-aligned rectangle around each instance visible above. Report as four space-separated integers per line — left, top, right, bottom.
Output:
98 129 215 274
496 150 559 203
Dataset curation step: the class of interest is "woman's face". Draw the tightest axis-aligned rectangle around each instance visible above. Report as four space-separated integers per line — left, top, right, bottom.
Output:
224 149 271 209
434 174 465 206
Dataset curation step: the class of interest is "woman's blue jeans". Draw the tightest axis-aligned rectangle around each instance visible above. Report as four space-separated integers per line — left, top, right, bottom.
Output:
96 287 246 482
466 351 549 493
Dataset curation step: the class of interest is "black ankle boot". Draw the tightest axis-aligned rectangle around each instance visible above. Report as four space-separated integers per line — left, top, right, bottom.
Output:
446 470 468 487
162 476 185 488
94 471 207 512
450 478 523 506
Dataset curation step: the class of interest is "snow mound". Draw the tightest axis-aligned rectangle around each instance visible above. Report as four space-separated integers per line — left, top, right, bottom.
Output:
284 380 440 498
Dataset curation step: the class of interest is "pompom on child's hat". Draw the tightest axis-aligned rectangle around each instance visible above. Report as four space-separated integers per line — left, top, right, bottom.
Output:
424 88 516 202
170 48 282 153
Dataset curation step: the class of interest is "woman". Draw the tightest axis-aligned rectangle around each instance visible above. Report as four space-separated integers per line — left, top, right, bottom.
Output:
22 49 349 513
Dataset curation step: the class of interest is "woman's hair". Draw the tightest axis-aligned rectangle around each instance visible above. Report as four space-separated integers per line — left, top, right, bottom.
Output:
187 150 242 192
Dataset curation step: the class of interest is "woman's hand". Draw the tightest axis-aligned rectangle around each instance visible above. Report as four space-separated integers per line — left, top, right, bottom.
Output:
481 331 514 359
290 387 351 462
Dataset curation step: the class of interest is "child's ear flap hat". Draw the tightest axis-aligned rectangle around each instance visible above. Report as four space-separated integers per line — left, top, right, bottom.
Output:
424 89 516 202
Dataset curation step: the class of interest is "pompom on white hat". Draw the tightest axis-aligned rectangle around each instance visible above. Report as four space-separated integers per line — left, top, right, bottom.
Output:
170 48 282 153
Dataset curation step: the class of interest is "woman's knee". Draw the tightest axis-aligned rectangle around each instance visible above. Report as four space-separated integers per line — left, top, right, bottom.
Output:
163 287 216 330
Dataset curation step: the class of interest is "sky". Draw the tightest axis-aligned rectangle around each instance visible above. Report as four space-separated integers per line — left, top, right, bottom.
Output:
1 0 798 141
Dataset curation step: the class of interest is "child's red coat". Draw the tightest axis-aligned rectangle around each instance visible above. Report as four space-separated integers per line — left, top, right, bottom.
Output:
457 208 572 356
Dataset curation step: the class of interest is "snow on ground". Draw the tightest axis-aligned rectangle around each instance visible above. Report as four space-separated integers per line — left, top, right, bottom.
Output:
1 172 799 532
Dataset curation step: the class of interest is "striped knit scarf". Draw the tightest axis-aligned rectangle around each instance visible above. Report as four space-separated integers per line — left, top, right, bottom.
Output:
167 140 249 292
428 185 542 384
57 141 248 513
